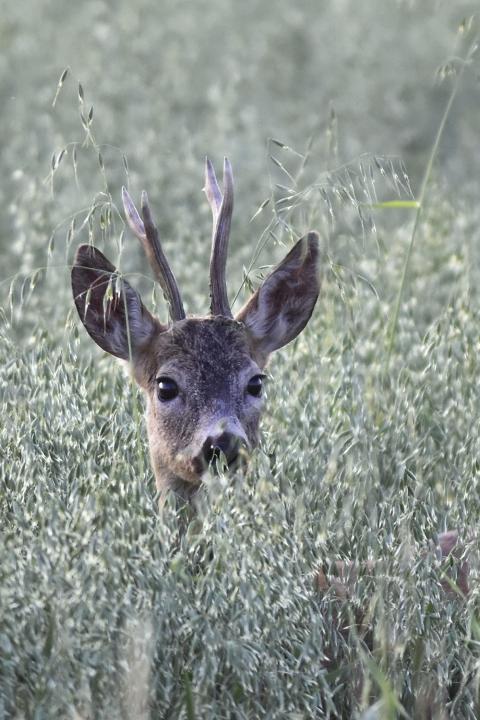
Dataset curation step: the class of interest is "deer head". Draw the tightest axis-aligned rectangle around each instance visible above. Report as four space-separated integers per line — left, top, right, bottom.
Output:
71 158 320 499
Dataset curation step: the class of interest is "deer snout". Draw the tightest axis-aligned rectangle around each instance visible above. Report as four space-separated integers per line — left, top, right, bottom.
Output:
201 431 242 466
197 417 249 472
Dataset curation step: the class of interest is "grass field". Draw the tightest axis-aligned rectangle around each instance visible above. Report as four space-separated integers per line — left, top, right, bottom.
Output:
1 1 480 717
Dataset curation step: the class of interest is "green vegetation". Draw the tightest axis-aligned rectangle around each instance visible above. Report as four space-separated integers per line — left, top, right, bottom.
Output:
1 1 480 717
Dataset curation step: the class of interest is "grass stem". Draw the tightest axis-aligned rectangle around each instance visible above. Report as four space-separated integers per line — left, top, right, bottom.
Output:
385 34 476 365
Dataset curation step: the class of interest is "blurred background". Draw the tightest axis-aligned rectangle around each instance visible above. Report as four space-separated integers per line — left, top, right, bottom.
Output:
1 0 479 335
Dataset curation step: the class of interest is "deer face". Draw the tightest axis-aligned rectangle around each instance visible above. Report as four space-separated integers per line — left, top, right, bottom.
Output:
135 317 265 495
71 159 320 498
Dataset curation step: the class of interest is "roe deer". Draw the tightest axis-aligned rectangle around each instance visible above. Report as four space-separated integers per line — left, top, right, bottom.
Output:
71 158 320 501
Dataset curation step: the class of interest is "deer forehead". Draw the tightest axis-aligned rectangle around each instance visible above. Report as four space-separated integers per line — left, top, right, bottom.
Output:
135 316 263 391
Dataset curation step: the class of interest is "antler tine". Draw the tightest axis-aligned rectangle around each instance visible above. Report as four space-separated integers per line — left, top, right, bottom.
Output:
206 157 234 318
122 185 147 239
204 156 223 222
121 187 186 322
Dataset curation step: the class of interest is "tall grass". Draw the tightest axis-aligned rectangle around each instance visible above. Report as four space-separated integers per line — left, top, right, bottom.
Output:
1 1 480 718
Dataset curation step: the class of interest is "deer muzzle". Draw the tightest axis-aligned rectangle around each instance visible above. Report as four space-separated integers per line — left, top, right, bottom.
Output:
195 417 249 473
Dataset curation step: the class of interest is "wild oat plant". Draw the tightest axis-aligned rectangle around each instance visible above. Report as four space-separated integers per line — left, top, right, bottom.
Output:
1 2 480 718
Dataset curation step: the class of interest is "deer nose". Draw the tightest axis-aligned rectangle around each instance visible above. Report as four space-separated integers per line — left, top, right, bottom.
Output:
201 431 246 469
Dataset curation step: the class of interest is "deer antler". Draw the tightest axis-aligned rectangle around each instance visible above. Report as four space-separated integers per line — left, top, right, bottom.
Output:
122 187 186 322
204 157 234 318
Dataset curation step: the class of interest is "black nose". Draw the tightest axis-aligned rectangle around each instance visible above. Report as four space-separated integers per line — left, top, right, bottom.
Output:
202 432 244 468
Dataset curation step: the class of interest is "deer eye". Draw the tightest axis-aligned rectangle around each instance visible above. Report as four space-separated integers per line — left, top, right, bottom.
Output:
246 374 265 398
156 376 179 401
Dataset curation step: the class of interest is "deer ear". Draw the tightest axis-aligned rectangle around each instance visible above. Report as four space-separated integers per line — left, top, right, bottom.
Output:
236 232 320 355
71 244 162 360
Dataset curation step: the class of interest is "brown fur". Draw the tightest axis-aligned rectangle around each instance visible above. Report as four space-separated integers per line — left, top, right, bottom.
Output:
133 317 266 497
71 223 320 497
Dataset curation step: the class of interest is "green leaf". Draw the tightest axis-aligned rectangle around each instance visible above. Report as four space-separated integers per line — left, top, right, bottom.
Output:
365 200 420 209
